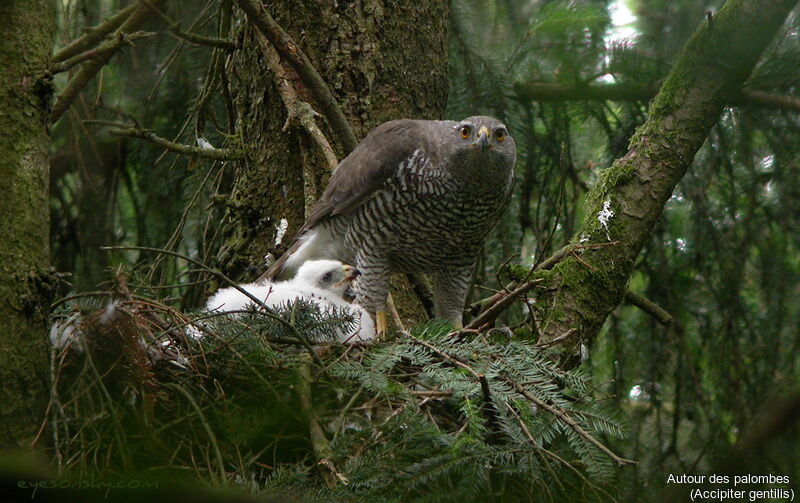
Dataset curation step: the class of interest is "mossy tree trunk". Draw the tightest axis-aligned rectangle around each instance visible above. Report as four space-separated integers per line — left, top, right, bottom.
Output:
533 0 798 356
217 0 448 321
0 1 55 446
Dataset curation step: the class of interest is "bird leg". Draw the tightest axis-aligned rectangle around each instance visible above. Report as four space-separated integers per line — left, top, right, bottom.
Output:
433 265 475 328
375 310 388 336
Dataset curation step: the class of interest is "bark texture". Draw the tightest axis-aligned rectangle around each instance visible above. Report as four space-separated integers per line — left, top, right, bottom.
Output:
218 0 448 320
534 0 799 353
0 0 56 446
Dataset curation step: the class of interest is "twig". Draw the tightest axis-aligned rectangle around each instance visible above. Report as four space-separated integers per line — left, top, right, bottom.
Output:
570 250 598 273
164 382 226 483
51 290 113 309
624 291 673 327
235 0 358 153
52 31 155 74
506 379 637 467
141 0 237 50
412 390 453 398
469 241 620 318
535 328 577 349
88 121 242 161
537 241 619 272
465 280 541 330
53 3 138 62
52 1 166 122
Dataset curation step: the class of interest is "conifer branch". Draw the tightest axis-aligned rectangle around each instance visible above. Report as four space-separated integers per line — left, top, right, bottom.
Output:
506 379 637 467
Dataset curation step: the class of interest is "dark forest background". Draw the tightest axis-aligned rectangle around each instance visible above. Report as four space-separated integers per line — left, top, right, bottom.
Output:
1 0 799 501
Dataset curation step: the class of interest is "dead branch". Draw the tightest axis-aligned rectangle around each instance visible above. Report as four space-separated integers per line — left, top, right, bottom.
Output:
235 0 358 153
52 0 166 123
297 353 340 487
53 3 138 63
51 31 155 74
465 280 541 331
141 0 237 50
90 121 242 161
100 245 324 367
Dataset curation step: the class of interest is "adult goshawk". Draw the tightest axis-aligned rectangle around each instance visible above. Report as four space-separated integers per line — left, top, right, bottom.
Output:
259 116 516 333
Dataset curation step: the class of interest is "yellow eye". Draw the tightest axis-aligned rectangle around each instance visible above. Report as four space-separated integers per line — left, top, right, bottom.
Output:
494 129 506 142
459 125 471 139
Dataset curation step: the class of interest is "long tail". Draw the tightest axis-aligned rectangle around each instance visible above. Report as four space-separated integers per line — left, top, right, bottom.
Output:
255 239 303 283
256 228 327 283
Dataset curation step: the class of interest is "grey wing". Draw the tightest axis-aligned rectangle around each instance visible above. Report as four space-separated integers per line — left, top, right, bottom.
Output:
259 119 441 281
302 119 439 230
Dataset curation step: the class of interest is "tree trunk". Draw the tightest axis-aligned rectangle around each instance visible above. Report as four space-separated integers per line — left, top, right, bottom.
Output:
217 0 448 321
533 0 798 355
0 0 55 446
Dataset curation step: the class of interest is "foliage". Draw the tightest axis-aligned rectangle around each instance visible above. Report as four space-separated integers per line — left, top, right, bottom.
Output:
44 0 800 501
50 286 624 502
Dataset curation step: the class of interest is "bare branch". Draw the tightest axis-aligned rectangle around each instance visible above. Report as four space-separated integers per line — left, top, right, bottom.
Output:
92 121 242 161
140 0 237 50
297 354 340 488
465 280 541 331
52 1 165 123
51 31 155 74
53 3 138 62
235 0 358 153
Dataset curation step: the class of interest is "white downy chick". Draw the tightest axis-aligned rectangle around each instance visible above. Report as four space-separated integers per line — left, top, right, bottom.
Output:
204 260 375 342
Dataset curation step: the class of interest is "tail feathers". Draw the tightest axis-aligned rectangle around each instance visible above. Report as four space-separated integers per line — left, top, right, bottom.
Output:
256 229 320 283
257 240 301 283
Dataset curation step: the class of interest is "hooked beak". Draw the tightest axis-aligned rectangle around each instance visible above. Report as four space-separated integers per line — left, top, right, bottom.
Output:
335 264 361 288
476 126 489 152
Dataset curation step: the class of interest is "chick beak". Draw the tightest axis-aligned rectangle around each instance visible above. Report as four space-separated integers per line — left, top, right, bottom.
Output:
344 265 360 281
476 126 490 152
335 265 361 288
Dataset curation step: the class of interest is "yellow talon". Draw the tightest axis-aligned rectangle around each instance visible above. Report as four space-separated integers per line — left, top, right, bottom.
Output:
376 310 388 336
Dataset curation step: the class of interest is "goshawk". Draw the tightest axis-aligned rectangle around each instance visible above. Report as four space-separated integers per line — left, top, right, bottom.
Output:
259 116 516 333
